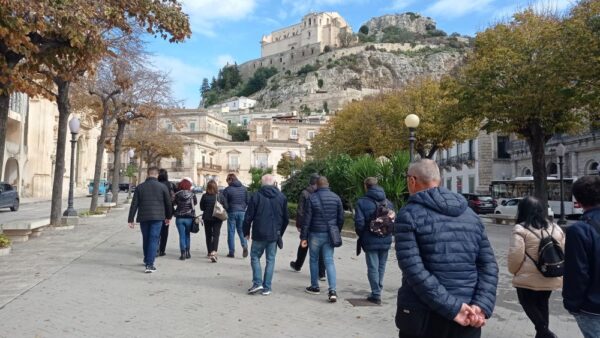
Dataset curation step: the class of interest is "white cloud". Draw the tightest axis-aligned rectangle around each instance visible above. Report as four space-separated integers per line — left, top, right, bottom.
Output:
425 0 495 18
216 54 236 67
281 0 363 16
387 0 415 11
150 55 213 108
492 0 573 22
181 0 257 37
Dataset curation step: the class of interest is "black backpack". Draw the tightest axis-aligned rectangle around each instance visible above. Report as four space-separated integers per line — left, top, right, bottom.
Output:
524 225 565 278
368 199 395 237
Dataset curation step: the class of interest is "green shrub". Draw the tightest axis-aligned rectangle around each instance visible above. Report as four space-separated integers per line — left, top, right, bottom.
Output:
288 202 298 220
317 79 324 88
381 27 417 43
359 25 369 35
0 233 11 248
297 63 319 76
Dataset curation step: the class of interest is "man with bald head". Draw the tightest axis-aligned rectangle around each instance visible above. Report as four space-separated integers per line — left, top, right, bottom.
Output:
394 159 498 338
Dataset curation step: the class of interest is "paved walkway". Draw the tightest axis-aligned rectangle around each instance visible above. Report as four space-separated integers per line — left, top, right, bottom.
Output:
0 207 582 338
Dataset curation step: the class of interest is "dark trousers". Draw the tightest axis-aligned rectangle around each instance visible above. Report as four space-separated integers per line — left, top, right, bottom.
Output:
399 311 481 338
204 220 222 254
293 242 325 277
158 221 169 254
516 288 555 338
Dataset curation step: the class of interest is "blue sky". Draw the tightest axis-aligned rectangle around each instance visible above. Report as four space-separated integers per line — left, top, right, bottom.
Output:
147 0 573 108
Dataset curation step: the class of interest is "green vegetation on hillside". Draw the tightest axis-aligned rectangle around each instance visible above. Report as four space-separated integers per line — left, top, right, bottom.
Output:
201 65 278 107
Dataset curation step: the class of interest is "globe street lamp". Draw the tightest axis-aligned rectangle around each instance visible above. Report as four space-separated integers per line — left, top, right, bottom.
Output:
289 151 296 177
62 116 80 224
126 149 135 202
404 114 420 162
556 143 567 226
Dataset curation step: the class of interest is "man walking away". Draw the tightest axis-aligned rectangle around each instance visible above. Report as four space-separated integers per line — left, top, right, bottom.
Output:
301 176 344 303
563 175 600 338
394 159 498 338
128 166 173 273
355 177 395 305
157 169 175 257
244 174 289 296
223 173 249 258
290 173 326 281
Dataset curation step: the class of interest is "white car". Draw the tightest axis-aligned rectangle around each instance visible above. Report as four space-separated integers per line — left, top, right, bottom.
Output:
494 198 554 218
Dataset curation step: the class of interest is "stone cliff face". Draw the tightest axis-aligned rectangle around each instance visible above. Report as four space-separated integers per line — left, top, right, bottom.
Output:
250 46 466 113
364 13 436 36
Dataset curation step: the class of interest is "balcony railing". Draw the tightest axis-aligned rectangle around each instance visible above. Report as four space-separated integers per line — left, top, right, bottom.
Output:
197 163 222 172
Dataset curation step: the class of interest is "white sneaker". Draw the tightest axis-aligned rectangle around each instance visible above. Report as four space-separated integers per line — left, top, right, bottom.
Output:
247 284 263 294
261 290 272 296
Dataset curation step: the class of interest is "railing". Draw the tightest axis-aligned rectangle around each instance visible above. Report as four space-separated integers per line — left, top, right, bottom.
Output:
458 152 475 162
289 134 298 140
197 163 222 171
227 164 240 172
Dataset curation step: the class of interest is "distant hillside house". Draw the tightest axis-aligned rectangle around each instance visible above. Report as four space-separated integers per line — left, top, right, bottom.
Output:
209 96 257 113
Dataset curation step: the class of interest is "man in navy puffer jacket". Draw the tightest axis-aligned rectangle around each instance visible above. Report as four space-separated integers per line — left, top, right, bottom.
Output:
355 177 395 305
223 174 249 258
394 159 498 338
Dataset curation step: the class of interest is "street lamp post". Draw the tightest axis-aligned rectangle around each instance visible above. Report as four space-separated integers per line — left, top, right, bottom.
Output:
289 151 296 177
404 114 420 162
556 143 567 226
61 116 80 226
126 149 135 203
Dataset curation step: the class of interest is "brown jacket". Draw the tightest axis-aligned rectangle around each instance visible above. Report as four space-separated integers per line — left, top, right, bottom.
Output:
507 223 565 291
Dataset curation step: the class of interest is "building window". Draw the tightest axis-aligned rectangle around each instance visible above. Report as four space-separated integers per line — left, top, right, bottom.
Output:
302 51 305 56
587 161 599 175
309 18 311 25
167 124 173 132
497 136 511 159
256 153 269 168
272 129 279 139
190 122 195 132
447 177 452 191
243 118 248 126
468 176 475 194
307 130 315 140
311 48 314 54
290 128 298 139
229 155 239 170
256 125 263 135
468 140 474 160
457 176 463 194
279 57 282 63
202 155 206 167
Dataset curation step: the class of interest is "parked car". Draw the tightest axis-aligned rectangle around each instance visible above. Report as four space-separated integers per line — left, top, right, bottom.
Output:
463 194 497 214
0 182 19 211
192 185 203 194
88 179 109 195
108 183 133 192
494 198 555 218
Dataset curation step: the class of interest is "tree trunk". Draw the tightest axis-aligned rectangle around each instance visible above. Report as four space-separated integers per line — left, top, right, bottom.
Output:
89 115 109 212
50 80 70 226
111 120 126 203
0 93 9 180
137 150 143 185
526 123 549 217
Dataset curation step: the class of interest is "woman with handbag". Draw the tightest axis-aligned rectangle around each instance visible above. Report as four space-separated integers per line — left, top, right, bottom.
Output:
200 180 225 262
173 178 198 261
508 196 565 338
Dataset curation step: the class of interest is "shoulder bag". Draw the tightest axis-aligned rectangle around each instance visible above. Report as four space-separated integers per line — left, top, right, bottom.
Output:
316 193 342 247
212 193 228 221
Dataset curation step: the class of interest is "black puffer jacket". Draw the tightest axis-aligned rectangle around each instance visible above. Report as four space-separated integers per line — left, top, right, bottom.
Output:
200 193 224 222
223 180 248 212
174 190 197 218
128 177 173 223
301 187 344 240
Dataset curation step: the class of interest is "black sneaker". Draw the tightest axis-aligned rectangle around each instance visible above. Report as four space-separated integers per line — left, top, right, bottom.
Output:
247 284 264 294
290 261 300 272
227 253 235 258
366 296 381 305
145 265 156 273
328 290 337 303
158 252 166 257
305 286 320 295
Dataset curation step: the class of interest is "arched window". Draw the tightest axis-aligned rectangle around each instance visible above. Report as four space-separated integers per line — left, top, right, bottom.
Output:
586 160 599 175
522 167 532 176
547 162 558 176
309 18 312 25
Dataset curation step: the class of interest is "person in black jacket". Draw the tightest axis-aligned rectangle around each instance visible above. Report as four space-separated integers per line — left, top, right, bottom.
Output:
173 178 197 261
222 173 249 258
243 174 289 296
290 174 326 280
128 166 173 273
157 169 175 257
301 176 344 303
200 180 225 263
563 175 600 338
355 177 395 305
394 159 498 338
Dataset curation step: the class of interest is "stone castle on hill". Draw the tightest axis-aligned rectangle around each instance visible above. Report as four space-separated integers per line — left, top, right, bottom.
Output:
238 12 352 79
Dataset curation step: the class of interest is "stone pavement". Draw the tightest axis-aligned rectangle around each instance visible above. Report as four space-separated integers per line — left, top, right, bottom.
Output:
0 207 582 338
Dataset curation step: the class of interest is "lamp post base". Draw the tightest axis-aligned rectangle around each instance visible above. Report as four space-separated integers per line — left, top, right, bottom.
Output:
60 216 79 227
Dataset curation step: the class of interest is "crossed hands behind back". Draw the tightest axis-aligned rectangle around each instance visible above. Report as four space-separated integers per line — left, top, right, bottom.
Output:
453 303 486 328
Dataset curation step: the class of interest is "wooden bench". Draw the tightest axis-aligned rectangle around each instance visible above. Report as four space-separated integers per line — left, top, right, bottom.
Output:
481 214 516 225
1 218 50 242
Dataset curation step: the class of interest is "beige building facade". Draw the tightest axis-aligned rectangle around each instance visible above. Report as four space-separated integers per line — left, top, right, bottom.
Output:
248 115 327 150
2 93 104 198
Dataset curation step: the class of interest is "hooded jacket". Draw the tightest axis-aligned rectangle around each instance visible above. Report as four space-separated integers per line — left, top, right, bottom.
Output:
508 223 564 291
173 190 198 218
394 187 498 322
243 185 289 242
354 186 394 251
223 179 249 213
563 207 600 315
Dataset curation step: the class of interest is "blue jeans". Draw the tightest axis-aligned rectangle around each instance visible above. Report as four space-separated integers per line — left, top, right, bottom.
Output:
365 249 389 299
227 211 247 254
175 217 192 251
309 232 336 291
250 240 277 291
140 221 162 266
573 312 600 338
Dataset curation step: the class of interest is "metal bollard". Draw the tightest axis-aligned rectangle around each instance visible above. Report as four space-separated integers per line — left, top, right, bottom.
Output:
104 190 113 203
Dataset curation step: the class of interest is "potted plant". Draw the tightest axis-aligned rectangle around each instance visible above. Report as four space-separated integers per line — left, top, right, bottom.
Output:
0 233 12 256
